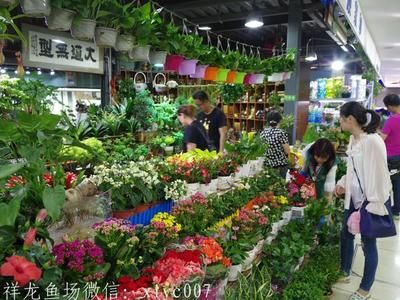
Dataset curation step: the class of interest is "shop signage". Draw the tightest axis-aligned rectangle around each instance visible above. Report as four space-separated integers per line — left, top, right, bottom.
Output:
337 0 381 74
22 25 104 74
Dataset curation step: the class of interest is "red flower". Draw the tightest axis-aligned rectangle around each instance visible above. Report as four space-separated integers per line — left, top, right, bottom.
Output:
117 275 152 293
35 209 48 223
43 173 53 187
5 176 25 189
23 228 37 247
0 256 42 286
64 172 77 189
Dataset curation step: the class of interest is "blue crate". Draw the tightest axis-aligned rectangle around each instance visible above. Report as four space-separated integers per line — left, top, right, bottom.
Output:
127 199 174 226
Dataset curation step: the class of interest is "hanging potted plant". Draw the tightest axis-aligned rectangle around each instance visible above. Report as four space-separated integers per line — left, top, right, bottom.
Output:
224 51 241 83
0 0 17 6
70 0 107 41
20 0 51 17
178 34 205 75
95 0 135 48
148 19 171 66
164 25 186 72
45 0 78 31
201 47 223 81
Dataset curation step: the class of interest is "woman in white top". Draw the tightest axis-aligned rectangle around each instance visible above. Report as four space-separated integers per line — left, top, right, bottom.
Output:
335 101 392 300
302 138 337 202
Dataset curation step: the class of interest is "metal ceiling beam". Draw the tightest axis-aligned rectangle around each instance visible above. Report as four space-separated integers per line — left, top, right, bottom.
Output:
165 0 251 11
189 3 322 24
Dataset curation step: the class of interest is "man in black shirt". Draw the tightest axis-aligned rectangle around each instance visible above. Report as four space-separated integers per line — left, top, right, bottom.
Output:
193 91 227 153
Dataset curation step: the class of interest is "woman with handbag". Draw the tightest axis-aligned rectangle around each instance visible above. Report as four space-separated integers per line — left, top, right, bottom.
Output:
380 94 400 220
301 138 337 202
335 102 396 300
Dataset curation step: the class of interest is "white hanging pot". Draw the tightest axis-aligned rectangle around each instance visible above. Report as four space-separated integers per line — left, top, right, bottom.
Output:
115 34 135 52
21 0 51 17
129 45 151 62
45 7 75 31
71 18 96 41
149 50 167 66
133 72 148 92
0 0 18 7
153 73 167 94
95 27 118 48
268 72 284 82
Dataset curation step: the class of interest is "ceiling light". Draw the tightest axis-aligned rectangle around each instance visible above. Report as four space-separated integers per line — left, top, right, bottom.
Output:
331 60 344 71
199 26 211 31
305 51 318 62
245 16 264 29
341 45 349 52
50 70 55 75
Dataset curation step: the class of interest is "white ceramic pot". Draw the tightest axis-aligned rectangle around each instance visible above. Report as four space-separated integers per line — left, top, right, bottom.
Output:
186 182 200 196
71 18 96 41
149 50 167 66
228 264 242 282
95 27 118 48
209 178 218 193
129 45 151 62
0 0 17 6
45 7 75 31
21 0 51 17
115 34 135 52
268 72 284 82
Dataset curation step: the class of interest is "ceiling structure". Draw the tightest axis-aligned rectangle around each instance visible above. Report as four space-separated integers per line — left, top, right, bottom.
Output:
154 0 354 68
358 0 400 87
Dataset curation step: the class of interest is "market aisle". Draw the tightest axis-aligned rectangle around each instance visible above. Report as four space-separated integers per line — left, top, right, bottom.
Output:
331 220 400 300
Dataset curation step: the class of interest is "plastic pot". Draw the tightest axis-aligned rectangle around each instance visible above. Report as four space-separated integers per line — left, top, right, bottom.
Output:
244 73 253 85
234 72 247 84
45 7 74 31
71 18 96 41
268 72 284 82
115 34 135 52
95 27 118 48
129 45 151 62
226 70 237 83
164 54 184 72
249 73 265 84
216 68 230 82
190 64 208 79
21 0 51 17
204 67 219 81
178 59 198 75
149 50 167 66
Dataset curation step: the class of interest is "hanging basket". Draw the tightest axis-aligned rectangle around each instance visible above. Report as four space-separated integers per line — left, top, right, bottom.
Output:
133 72 148 92
21 0 51 17
115 34 135 52
164 54 184 72
204 67 219 81
226 71 237 83
129 45 151 62
234 72 246 84
45 7 75 31
244 73 253 85
249 73 265 84
153 72 167 93
70 18 96 41
149 50 167 66
95 27 118 48
0 0 18 6
189 64 208 79
216 68 230 82
178 59 198 75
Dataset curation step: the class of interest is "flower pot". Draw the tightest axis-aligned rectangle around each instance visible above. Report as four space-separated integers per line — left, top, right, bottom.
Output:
45 7 75 31
226 71 237 83
204 67 219 81
249 73 265 84
71 18 96 41
238 163 250 177
283 71 292 80
21 0 51 17
244 73 253 85
164 54 184 72
178 59 198 75
129 45 151 62
115 34 135 52
217 176 231 190
149 50 167 66
190 64 208 79
268 72 284 82
133 72 148 92
0 0 17 6
291 206 306 219
112 203 151 219
282 211 292 221
187 182 200 196
248 159 259 176
234 72 246 84
209 178 218 193
199 183 212 195
228 264 242 282
95 27 118 48
216 68 230 82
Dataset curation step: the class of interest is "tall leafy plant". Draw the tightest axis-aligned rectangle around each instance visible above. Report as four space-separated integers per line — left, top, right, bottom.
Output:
0 4 27 45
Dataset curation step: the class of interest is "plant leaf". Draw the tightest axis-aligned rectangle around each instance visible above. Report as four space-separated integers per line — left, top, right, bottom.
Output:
43 185 65 220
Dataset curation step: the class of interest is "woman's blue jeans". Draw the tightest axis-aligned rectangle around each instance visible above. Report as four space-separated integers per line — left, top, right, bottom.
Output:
341 200 378 292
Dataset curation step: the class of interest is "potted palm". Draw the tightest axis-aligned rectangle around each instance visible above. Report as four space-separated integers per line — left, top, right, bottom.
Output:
70 0 108 41
95 0 136 48
45 0 79 31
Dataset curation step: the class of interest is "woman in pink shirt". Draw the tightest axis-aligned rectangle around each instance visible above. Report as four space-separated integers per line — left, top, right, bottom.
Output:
381 94 400 219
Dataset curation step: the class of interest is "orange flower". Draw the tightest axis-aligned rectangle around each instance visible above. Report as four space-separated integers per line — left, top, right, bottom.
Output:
222 257 232 267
